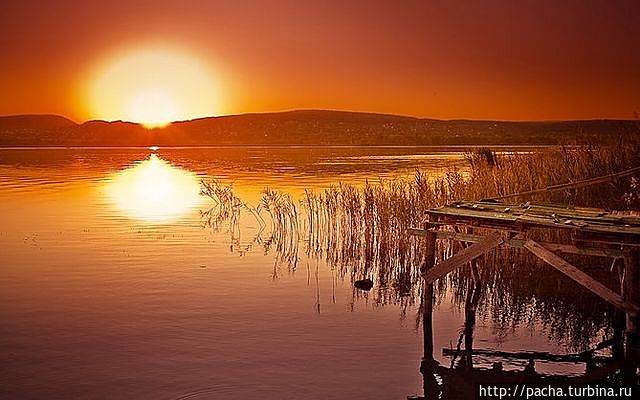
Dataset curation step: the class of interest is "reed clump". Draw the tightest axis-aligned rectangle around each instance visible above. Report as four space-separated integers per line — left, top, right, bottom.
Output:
300 141 640 346
459 139 640 209
259 188 299 268
202 139 640 348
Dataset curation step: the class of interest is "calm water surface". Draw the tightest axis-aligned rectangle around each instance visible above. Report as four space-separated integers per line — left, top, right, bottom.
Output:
0 147 603 399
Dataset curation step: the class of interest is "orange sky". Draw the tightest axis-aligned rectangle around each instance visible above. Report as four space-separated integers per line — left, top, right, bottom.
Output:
1 0 639 121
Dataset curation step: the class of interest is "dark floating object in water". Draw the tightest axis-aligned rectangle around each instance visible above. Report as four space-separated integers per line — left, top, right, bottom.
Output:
354 278 373 291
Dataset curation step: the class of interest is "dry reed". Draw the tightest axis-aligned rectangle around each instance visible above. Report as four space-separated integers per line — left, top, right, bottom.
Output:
201 138 640 349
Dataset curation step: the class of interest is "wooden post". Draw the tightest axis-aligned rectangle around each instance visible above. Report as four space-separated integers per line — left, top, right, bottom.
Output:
463 277 480 372
623 249 639 359
422 222 436 361
622 249 639 387
421 221 438 400
611 307 626 361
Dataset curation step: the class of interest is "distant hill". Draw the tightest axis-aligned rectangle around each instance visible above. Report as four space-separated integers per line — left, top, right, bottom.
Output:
0 114 77 130
0 110 637 147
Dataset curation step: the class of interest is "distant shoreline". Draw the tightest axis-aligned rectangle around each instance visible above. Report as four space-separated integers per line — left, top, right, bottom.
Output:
1 110 637 147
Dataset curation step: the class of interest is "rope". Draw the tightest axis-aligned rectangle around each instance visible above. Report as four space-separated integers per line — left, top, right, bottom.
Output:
487 165 640 201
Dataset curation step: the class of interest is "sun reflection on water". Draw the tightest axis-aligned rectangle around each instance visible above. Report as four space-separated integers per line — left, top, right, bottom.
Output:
104 154 202 222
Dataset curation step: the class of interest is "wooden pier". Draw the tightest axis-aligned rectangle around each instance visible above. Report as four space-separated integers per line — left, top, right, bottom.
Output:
408 200 640 399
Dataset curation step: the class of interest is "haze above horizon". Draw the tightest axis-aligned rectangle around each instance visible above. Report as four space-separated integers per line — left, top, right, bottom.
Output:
1 0 639 123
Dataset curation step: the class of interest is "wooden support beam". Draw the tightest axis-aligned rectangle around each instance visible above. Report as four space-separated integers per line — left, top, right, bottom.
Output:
523 239 640 316
421 225 437 275
407 228 624 258
423 231 504 285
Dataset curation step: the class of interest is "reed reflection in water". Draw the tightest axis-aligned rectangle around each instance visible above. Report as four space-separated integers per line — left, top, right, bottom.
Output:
200 174 626 379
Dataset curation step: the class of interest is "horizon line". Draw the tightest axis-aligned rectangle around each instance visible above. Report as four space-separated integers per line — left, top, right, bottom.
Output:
1 108 638 125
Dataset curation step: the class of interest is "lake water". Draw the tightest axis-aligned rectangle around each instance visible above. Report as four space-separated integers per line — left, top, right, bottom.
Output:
0 147 612 399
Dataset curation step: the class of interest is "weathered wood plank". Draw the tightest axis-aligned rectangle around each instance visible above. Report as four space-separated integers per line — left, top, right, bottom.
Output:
454 201 639 223
406 228 624 258
523 239 640 315
425 201 640 239
423 231 504 285
425 213 527 233
438 208 640 233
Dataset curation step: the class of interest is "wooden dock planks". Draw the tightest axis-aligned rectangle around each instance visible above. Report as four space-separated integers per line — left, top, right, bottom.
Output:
409 200 640 314
425 201 640 239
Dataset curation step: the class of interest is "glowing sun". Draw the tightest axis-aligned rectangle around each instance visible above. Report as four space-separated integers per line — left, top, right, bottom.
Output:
89 49 219 128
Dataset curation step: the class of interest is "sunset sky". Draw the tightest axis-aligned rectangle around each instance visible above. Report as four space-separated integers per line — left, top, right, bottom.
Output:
1 0 639 122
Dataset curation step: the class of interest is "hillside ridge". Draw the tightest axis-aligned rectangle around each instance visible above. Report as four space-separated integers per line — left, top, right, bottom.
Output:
1 110 637 146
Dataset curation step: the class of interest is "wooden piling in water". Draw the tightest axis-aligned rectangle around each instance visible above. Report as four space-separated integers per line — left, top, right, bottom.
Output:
419 221 439 400
623 248 639 358
421 221 436 361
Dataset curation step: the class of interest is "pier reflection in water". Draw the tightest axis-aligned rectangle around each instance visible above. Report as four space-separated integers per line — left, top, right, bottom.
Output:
418 276 636 399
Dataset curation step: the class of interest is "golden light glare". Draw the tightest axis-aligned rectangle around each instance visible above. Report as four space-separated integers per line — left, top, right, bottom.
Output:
89 49 219 127
104 154 203 222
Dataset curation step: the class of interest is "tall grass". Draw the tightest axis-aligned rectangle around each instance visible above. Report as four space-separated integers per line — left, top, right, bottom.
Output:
201 139 640 349
461 142 640 209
